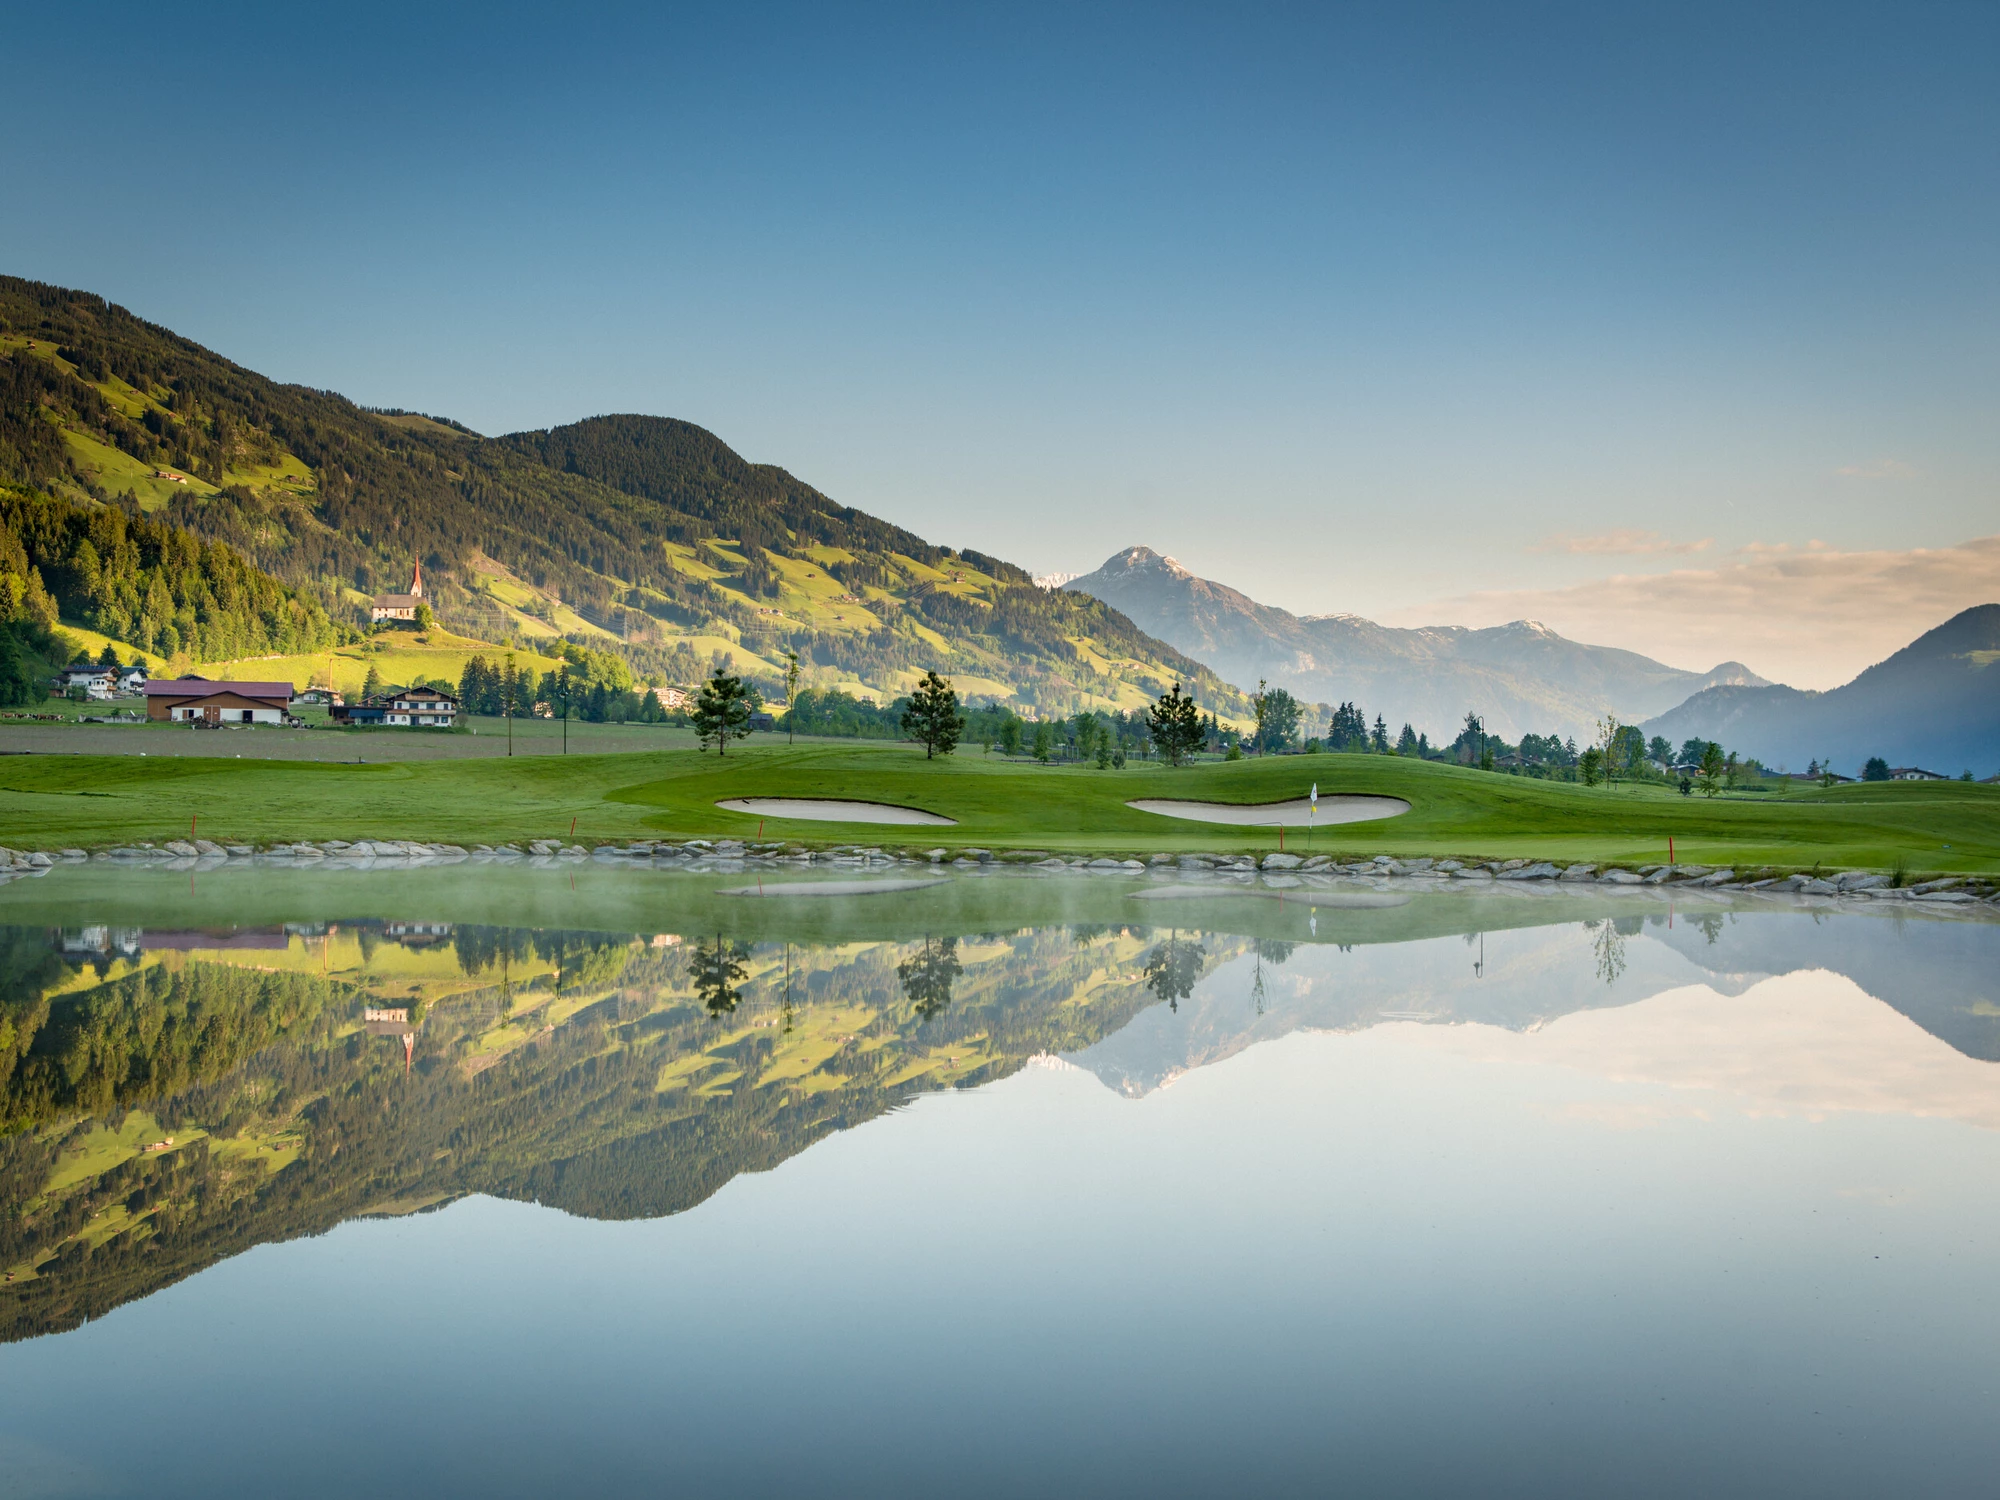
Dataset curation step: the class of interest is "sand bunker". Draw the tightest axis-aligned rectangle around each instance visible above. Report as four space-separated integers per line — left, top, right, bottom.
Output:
1130 886 1410 909
716 797 957 826
1126 795 1409 826
719 878 949 898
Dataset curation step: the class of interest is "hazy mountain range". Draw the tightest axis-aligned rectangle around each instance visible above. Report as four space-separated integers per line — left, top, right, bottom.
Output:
1637 605 2000 777
1064 546 1769 743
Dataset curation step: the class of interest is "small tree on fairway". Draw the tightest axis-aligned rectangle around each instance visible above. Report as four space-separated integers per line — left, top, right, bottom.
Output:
1147 682 1205 767
901 670 962 758
1697 740 1725 796
783 649 802 744
692 667 759 755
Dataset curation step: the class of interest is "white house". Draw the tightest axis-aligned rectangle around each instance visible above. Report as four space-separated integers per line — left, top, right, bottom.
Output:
383 687 458 727
55 665 116 699
1886 766 1946 781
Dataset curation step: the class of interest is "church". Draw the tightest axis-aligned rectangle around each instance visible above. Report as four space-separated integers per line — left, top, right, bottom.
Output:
371 560 426 623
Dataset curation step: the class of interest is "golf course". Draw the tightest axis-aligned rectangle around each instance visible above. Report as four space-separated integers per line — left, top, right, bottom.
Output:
2 738 1995 874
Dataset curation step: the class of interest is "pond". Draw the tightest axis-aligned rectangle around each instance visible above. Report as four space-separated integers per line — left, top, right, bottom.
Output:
2 863 1998 1498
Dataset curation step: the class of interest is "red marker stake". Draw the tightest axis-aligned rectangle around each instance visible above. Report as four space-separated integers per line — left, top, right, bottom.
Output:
1669 835 1675 865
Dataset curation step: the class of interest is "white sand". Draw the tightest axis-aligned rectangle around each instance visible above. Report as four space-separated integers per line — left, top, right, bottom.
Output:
715 797 958 826
1125 795 1410 826
1129 886 1411 908
719 878 950 897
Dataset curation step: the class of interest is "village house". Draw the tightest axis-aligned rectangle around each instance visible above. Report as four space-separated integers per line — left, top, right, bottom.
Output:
54 665 116 699
1885 766 1946 781
384 686 457 727
295 686 343 707
144 678 294 725
370 560 427 623
651 685 692 712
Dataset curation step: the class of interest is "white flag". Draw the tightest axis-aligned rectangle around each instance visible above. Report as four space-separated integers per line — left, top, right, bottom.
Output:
1310 783 1318 807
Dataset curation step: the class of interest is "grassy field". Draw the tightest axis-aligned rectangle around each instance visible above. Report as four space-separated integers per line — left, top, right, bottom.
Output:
0 713 697 759
0 740 1994 872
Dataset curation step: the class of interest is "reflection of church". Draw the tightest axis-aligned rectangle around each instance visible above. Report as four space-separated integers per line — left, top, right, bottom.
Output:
364 1005 419 1072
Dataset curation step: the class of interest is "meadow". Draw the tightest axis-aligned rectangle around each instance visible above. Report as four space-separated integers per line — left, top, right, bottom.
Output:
0 737 1994 873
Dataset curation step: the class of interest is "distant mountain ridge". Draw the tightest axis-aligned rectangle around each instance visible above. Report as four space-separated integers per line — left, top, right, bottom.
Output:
1065 546 1768 742
1638 604 2000 776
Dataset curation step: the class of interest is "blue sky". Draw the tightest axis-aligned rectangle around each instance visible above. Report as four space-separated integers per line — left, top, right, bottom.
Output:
5 2 1996 682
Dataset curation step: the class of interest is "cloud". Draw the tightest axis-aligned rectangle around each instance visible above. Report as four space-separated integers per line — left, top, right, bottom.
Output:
1834 458 1919 480
1529 528 1713 556
1393 535 2000 690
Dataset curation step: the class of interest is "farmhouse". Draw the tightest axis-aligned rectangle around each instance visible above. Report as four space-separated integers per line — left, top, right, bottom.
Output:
1885 766 1946 781
371 560 427 623
145 678 294 724
54 665 116 699
383 687 457 727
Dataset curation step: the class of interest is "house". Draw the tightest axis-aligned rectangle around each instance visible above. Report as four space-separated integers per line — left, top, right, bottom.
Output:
331 688 457 728
145 678 294 724
54 665 116 699
370 559 427 623
748 710 775 731
116 664 148 694
295 686 343 706
1885 766 1946 781
651 685 691 712
383 687 457 727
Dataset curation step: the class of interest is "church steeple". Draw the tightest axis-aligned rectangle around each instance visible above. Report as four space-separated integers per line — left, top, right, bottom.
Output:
410 559 424 598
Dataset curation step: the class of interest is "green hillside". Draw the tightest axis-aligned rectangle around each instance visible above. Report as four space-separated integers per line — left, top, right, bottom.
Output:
0 276 1250 721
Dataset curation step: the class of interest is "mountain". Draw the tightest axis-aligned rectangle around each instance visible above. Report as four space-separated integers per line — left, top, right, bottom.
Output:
0 277 1248 721
1638 605 2000 776
1064 546 1767 742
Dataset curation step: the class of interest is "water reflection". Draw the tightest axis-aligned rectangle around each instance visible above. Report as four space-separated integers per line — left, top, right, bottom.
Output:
2 885 1998 1355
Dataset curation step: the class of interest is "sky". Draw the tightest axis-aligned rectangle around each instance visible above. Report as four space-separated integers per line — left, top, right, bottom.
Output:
4 1 1997 688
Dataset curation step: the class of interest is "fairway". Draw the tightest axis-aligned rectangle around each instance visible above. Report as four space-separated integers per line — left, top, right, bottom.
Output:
1 741 1995 874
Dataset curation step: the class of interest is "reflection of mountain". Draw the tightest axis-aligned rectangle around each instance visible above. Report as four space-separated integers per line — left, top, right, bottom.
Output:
1067 908 2000 1096
0 923 1165 1341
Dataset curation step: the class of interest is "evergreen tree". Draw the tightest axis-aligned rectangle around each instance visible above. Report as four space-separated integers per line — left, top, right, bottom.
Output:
691 667 758 754
1371 713 1389 754
1395 722 1418 756
362 663 382 700
900 670 962 758
1146 682 1205 767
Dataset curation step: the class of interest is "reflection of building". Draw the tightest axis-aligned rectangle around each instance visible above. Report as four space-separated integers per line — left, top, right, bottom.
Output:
363 1006 419 1072
141 929 292 951
60 926 144 957
386 922 453 946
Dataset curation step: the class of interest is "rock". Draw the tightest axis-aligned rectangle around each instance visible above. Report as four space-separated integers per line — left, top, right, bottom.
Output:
1451 867 1494 880
1800 878 1839 895
1498 862 1559 880
964 848 994 863
26 851 55 867
1402 857 1435 872
1675 865 1714 878
1910 877 1964 894
193 839 224 856
1033 858 1067 870
926 848 946 862
1835 872 1888 892
164 840 198 857
1299 856 1332 871
1914 890 1977 903
1691 870 1737 886
1370 855 1393 866
1559 864 1597 881
1642 869 1673 885
1148 852 1176 865
1598 870 1643 885
226 845 255 856
1499 858 1527 871
1435 859 1463 872
1262 853 1302 870
60 849 87 861
1088 857 1125 869
1177 855 1216 869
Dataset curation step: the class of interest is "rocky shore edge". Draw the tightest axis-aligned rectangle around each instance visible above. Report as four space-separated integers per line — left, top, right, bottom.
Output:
0 840 1992 910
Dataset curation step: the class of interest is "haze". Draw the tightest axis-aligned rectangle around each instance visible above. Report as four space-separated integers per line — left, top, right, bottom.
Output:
5 1 1996 687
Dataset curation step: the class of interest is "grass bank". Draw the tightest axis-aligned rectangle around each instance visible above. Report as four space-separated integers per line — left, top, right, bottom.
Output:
0 742 1995 872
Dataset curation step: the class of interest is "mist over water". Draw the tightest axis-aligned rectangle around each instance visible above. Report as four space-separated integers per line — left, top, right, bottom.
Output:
3 868 1998 1498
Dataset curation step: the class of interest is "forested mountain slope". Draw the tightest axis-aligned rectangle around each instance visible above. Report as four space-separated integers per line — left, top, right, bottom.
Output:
1639 606 2000 776
0 277 1247 718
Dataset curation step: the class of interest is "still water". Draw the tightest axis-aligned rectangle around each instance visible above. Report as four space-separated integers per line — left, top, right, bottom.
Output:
2 864 1998 1498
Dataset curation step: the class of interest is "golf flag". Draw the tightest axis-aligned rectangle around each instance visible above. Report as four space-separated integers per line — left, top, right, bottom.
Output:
1310 783 1318 809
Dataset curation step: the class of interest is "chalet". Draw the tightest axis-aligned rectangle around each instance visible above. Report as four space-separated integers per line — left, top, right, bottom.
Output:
116 664 148 693
145 678 293 724
295 686 343 707
371 560 427 623
651 685 691 712
54 665 116 699
1885 766 1946 781
384 687 457 727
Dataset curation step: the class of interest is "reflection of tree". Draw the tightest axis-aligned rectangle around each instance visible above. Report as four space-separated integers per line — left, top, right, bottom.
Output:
454 926 533 978
1695 912 1727 945
898 936 964 1021
691 936 750 1017
1589 919 1626 986
1143 930 1205 1012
